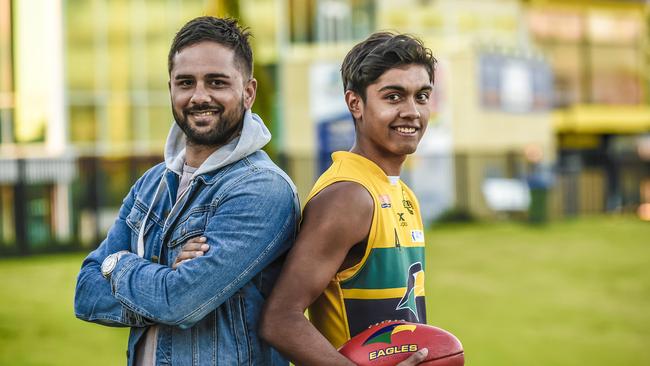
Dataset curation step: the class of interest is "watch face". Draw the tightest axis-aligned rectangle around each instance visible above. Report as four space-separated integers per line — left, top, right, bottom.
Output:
102 254 118 278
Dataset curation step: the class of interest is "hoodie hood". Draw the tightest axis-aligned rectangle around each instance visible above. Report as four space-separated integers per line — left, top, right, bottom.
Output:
164 109 271 177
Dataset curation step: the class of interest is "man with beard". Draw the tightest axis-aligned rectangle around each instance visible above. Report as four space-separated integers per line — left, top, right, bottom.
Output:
74 17 299 366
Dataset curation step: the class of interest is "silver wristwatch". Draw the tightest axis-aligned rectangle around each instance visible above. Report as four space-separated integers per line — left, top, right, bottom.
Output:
101 251 130 280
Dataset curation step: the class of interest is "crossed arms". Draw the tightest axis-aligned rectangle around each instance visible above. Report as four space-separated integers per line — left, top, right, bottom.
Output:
74 171 298 329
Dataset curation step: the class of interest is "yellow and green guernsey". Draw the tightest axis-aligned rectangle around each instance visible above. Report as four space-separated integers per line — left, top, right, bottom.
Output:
307 152 427 349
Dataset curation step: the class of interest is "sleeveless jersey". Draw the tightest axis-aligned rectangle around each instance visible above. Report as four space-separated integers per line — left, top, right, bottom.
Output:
307 151 427 348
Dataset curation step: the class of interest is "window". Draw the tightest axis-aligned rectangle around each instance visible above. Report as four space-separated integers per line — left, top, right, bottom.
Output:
528 8 644 106
65 0 206 147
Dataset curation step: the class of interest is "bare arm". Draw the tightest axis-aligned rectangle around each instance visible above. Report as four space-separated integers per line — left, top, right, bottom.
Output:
260 181 428 365
261 181 371 365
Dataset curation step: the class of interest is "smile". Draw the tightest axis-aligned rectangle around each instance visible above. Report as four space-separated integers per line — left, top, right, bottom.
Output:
394 126 418 134
191 111 217 117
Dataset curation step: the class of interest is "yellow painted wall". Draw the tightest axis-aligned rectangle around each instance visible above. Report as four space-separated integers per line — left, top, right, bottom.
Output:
280 44 354 201
13 0 58 143
451 52 554 156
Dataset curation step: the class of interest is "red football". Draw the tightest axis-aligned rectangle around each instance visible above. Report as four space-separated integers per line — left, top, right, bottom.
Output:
338 321 464 366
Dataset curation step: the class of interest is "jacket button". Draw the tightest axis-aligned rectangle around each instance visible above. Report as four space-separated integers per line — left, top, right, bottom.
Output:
151 255 159 263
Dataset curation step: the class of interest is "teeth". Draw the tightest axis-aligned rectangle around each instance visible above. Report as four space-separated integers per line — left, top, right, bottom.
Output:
193 111 214 117
396 127 416 134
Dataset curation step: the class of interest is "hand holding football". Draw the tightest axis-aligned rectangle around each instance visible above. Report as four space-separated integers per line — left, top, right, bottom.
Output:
338 321 464 366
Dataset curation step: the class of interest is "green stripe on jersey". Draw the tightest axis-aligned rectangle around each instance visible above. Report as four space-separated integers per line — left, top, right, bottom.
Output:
341 246 425 290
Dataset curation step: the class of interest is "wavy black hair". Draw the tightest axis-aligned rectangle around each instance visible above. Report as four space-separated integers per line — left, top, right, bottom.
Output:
341 32 436 100
168 16 253 78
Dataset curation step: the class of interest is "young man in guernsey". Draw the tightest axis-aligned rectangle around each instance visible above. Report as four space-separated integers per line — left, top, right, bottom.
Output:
260 32 436 365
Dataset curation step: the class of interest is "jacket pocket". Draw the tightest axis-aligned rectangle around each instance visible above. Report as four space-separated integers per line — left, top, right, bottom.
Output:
125 200 156 238
167 206 210 248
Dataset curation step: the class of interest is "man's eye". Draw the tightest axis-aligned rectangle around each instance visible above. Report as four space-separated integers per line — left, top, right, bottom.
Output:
387 94 401 102
209 80 225 87
416 93 430 103
178 80 193 87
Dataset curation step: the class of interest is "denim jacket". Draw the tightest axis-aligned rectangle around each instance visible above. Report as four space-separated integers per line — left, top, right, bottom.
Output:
75 111 299 365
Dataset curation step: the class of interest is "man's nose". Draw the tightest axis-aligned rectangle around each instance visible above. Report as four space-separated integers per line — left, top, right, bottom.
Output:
190 83 211 105
399 98 421 120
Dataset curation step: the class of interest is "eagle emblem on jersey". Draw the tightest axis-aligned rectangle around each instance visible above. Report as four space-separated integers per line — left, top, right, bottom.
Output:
395 262 425 321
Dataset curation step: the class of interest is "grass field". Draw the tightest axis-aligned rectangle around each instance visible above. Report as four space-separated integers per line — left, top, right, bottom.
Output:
0 254 128 366
0 215 648 365
425 216 650 366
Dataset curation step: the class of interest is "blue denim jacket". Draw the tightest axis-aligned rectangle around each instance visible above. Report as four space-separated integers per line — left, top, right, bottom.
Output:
75 113 299 365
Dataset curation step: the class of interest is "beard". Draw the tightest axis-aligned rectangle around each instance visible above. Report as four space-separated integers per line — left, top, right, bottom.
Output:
172 97 246 147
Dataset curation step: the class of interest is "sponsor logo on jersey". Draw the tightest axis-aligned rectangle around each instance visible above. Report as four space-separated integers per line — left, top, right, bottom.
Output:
397 212 408 227
401 188 414 214
410 230 424 243
379 194 392 208
402 199 414 215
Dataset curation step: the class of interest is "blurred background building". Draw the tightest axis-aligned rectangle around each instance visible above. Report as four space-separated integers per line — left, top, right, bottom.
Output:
0 0 648 254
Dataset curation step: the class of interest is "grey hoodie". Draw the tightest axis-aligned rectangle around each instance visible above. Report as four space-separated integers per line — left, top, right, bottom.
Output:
164 109 272 177
136 109 272 257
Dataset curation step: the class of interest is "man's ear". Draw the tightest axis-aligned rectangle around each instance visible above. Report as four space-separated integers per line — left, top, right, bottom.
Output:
345 90 363 121
244 78 257 110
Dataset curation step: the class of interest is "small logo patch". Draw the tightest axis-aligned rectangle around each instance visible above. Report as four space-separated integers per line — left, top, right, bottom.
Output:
402 199 414 215
410 230 424 243
364 324 419 361
363 323 417 345
379 194 392 208
399 212 408 227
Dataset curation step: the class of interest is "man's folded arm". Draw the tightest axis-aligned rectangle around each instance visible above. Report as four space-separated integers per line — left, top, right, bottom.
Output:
110 173 298 329
74 181 151 327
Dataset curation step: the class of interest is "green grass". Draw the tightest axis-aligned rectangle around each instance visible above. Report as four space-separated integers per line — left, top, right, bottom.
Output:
0 254 128 366
426 216 650 366
0 216 648 365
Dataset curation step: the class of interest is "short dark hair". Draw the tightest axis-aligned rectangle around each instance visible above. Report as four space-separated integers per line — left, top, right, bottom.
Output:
168 16 253 78
341 32 436 100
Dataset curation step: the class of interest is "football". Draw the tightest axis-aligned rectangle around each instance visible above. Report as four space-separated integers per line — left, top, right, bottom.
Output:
338 321 464 366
